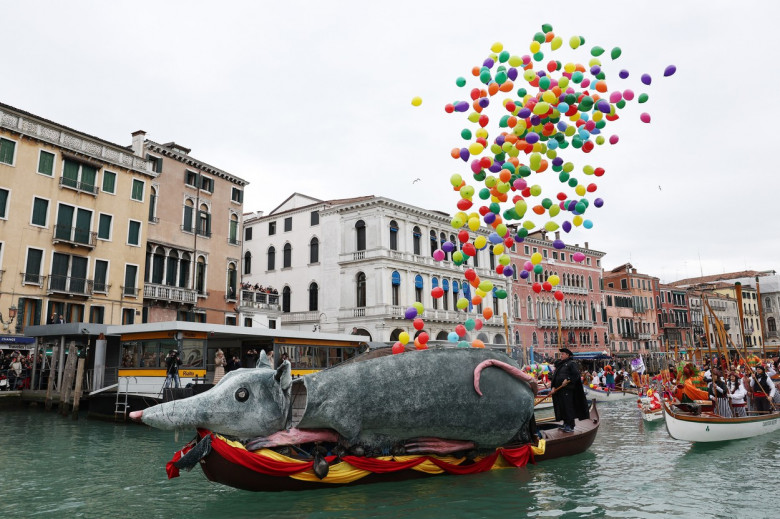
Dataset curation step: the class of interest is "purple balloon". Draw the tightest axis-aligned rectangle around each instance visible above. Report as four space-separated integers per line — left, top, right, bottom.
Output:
552 157 563 167
530 115 541 126
405 307 418 320
518 108 532 118
596 100 611 113
664 65 676 77
562 221 572 233
590 65 601 76
483 213 496 224
525 132 540 144
641 73 652 85
567 200 578 211
619 69 629 79
503 267 514 277
519 270 529 279
553 239 566 250
489 162 502 173
507 68 518 81
556 121 568 131
479 98 490 108
594 198 604 208
455 101 470 112
483 58 495 68
442 241 455 253
459 148 470 161
495 135 505 146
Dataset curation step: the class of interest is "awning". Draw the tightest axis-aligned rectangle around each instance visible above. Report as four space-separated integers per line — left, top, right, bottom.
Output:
572 351 612 360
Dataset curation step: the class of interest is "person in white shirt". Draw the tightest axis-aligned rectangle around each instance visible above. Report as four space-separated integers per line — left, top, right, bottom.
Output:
726 372 747 417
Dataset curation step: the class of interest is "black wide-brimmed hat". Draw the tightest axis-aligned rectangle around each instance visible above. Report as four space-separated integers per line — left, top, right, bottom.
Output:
559 348 574 356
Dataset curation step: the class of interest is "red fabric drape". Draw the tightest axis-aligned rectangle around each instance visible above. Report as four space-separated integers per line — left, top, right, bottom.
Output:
166 442 195 479
340 455 428 473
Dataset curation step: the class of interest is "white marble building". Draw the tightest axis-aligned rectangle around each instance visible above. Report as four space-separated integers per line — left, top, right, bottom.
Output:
241 193 512 344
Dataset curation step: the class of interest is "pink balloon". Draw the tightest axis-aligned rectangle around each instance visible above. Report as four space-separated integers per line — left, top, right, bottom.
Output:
640 112 651 124
573 252 586 262
433 249 445 261
609 91 622 103
623 89 635 101
609 135 619 145
524 261 534 271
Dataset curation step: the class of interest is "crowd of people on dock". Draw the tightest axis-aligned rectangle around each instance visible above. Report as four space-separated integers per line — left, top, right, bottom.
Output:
0 350 43 390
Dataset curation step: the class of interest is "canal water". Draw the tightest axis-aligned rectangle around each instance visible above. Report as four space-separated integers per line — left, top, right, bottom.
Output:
1 400 777 519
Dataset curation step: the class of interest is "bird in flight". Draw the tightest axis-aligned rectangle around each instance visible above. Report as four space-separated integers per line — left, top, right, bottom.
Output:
658 185 662 191
412 178 421 184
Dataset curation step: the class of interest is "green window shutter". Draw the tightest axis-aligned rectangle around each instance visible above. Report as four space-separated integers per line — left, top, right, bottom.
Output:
74 208 92 244
205 213 211 235
124 265 138 290
229 219 238 241
148 194 156 221
94 260 108 291
183 205 193 232
32 198 48 226
56 204 74 240
62 159 79 188
81 165 97 192
38 151 55 175
0 189 8 218
131 179 143 200
98 214 112 239
102 171 116 193
25 249 42 282
128 221 140 245
0 138 15 164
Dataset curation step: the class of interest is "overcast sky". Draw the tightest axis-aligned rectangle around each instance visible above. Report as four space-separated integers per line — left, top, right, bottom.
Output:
4 1 779 283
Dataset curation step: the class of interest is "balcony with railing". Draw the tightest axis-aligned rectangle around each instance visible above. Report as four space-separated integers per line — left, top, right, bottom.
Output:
143 283 198 305
52 225 96 248
59 176 98 196
20 272 46 287
121 286 140 298
560 285 589 295
227 237 242 247
47 275 94 297
239 290 280 310
281 311 318 323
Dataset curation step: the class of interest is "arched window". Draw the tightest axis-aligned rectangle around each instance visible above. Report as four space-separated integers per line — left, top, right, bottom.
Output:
183 199 195 232
514 331 521 345
588 276 593 290
768 317 777 332
267 246 276 271
179 252 190 288
513 295 519 318
227 262 237 300
149 186 158 222
412 226 421 255
389 220 399 251
391 271 401 306
527 296 534 320
308 282 318 311
229 213 239 245
283 243 292 268
436 331 449 341
532 332 538 346
355 220 366 251
197 203 211 237
166 250 179 286
356 272 366 307
489 245 496 270
196 256 207 294
309 237 319 264
440 232 447 259
493 334 505 345
152 246 165 284
430 230 438 258
414 274 423 303
244 251 252 275
512 264 518 281
282 286 291 313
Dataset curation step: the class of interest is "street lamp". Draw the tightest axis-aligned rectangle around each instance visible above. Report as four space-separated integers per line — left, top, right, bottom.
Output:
0 304 18 331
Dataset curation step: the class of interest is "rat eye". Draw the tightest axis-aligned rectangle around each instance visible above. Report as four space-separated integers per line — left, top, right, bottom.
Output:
235 388 249 402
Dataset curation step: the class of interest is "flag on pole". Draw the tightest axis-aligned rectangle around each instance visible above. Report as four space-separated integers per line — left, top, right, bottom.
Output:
630 356 646 375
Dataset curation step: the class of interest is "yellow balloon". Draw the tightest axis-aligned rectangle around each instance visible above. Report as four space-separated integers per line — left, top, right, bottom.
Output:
468 142 484 155
411 96 422 107
508 55 523 67
548 205 561 217
592 111 603 122
457 297 469 310
533 102 550 115
476 288 487 298
467 112 480 123
569 36 581 49
548 274 560 286
451 216 464 229
523 69 537 82
491 42 504 53
493 243 505 255
558 76 569 89
468 217 480 231
499 254 511 266
542 91 557 104
575 185 586 196
515 200 527 216
474 235 487 249
529 184 542 196
475 128 488 138
573 215 584 226
523 220 536 230
564 62 576 73
544 221 559 232
399 331 410 344
495 223 507 236
588 58 602 68
450 174 463 187
496 182 510 194
478 280 494 292
531 252 543 264
551 36 563 50
530 41 541 54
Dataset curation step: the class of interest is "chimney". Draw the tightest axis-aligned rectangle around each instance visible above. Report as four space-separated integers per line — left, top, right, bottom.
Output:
555 231 560 240
584 242 589 249
131 130 146 157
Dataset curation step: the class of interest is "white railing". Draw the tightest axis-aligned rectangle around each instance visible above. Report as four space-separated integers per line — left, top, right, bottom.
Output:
144 283 198 304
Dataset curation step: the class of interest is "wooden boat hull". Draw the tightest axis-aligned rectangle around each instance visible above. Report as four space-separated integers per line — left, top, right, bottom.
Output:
662 400 780 442
583 387 637 402
190 401 599 491
641 409 664 422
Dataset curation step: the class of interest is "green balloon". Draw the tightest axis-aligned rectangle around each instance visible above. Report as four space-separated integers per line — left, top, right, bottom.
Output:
473 171 486 182
489 202 501 214
611 47 622 60
533 51 544 62
541 23 553 33
572 137 583 149
461 129 472 140
575 202 587 213
479 70 492 84
596 72 606 80
533 32 545 44
479 188 490 200
616 99 626 109
533 264 543 274
638 93 649 103
496 71 507 85
539 76 551 90
568 178 579 188
456 77 466 87
499 115 510 128
516 88 528 97
517 228 529 238
541 198 553 209
595 120 606 129
499 50 510 63
558 171 570 182
572 71 584 84
590 46 605 57
465 318 476 331
457 341 469 348
503 163 516 174
496 289 508 299
518 165 531 177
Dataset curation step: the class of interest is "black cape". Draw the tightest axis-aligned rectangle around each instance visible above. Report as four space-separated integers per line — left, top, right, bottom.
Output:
550 357 590 422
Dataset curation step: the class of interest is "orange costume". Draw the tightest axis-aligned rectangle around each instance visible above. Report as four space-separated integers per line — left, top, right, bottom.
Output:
674 364 709 402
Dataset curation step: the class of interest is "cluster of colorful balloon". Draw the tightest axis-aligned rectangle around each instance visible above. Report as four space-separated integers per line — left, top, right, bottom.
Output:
397 24 674 354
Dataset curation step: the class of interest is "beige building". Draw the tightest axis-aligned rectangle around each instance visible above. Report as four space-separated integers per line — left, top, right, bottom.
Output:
133 133 248 325
0 102 155 336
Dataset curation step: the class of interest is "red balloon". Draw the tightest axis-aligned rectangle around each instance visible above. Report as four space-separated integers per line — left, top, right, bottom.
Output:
542 281 552 292
474 319 483 331
503 236 514 248
457 198 473 210
480 157 492 168
431 287 444 299
478 115 489 127
413 318 425 331
462 243 476 256
470 88 481 100
458 230 470 243
464 268 477 281
392 342 405 354
496 264 504 274
445 104 454 113
418 332 429 345
478 206 490 216
554 290 564 301
532 282 542 294
586 183 597 193
455 324 467 337
594 167 605 177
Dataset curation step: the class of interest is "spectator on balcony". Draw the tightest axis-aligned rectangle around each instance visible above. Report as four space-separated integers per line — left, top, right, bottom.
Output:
48 312 57 324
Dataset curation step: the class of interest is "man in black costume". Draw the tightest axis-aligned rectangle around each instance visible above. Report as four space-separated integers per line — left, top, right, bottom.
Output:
550 348 589 433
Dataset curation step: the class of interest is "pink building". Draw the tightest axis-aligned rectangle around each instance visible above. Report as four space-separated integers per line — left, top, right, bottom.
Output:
508 231 608 362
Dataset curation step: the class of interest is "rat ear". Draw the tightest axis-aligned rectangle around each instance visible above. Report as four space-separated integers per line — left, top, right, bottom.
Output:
274 360 291 390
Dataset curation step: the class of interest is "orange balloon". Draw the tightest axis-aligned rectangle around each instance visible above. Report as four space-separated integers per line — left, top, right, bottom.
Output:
532 205 546 215
471 295 483 306
470 278 480 288
472 102 483 113
472 339 485 349
453 180 465 191
499 169 511 182
537 160 549 173
499 81 514 92
488 83 500 96
451 148 460 159
508 157 520 167
545 32 555 43
595 81 608 93
483 307 494 320
505 134 518 144
471 66 481 76
507 116 517 128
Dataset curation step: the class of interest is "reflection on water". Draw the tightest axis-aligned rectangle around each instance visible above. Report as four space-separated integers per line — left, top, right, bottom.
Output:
1 401 778 518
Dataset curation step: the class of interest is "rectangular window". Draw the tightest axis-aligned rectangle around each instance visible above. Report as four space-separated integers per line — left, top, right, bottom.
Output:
244 227 253 241
0 188 8 218
31 197 49 226
25 248 43 284
131 179 144 201
146 154 163 174
225 315 237 326
122 308 135 325
185 171 198 187
94 260 108 293
284 217 292 232
524 245 530 254
310 211 319 226
89 306 105 324
542 249 548 258
269 221 276 235
127 220 141 246
62 158 97 194
231 187 243 203
0 137 16 165
621 279 628 289
200 175 213 192
38 151 55 176
98 214 112 240
123 265 138 296
102 171 116 193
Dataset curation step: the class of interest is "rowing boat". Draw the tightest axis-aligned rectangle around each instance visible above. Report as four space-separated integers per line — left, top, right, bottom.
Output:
661 399 780 442
583 386 637 402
